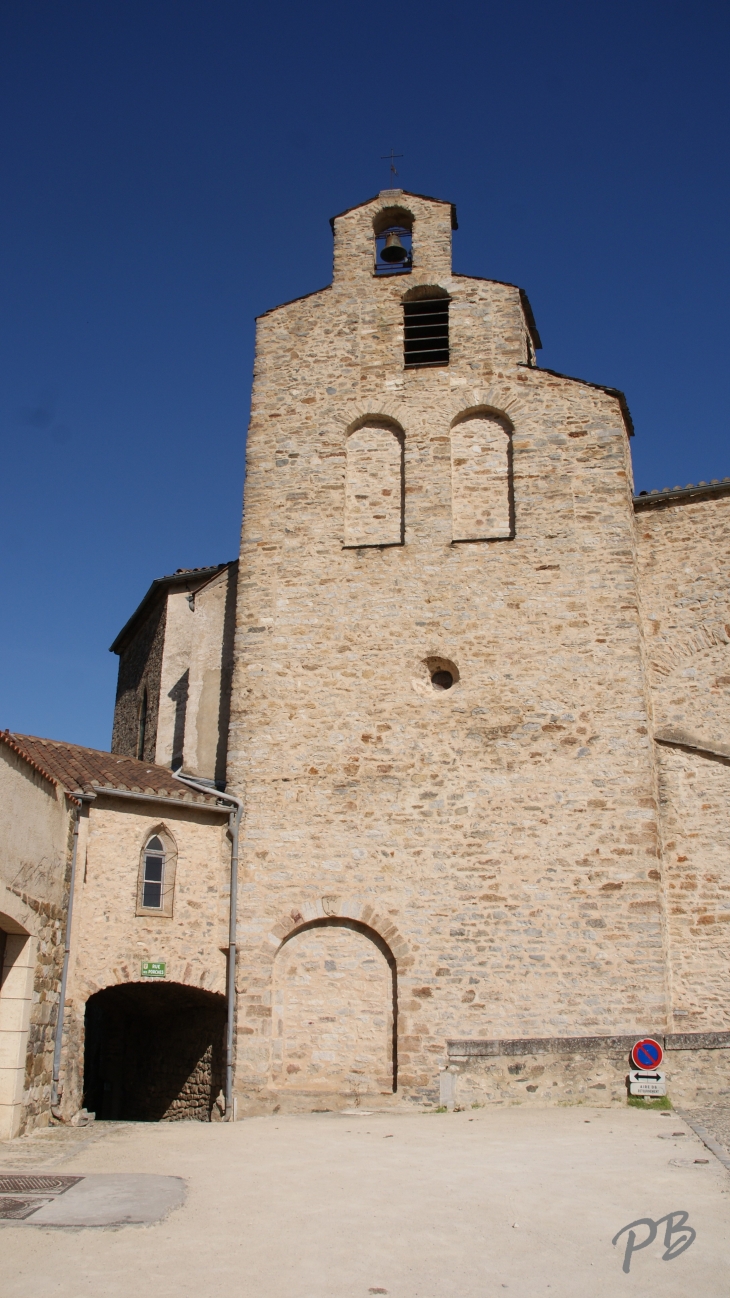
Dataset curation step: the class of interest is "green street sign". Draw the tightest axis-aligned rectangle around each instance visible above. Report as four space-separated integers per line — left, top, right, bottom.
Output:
141 961 166 978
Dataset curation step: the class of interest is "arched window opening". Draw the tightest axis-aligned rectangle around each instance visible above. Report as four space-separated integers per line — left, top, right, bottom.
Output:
373 207 413 278
344 421 404 548
450 412 514 541
142 836 165 909
403 287 449 368
375 226 412 276
136 687 148 760
137 827 177 917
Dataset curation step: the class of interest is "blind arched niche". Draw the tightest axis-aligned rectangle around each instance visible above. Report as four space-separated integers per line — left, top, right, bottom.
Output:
344 420 404 547
450 411 513 541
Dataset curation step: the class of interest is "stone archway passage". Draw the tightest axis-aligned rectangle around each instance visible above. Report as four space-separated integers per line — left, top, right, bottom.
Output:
272 919 397 1101
83 983 225 1122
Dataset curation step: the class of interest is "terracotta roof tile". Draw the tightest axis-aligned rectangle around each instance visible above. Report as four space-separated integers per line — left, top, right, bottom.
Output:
4 732 222 807
1 730 59 790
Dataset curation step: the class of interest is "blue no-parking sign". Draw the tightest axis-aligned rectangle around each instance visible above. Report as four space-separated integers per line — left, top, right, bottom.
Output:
631 1038 663 1070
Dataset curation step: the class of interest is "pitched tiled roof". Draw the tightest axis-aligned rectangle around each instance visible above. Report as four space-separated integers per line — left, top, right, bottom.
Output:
634 478 730 509
0 730 59 790
2 732 223 807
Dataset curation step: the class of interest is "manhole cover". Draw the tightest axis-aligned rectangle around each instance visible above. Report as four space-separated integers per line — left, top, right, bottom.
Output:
0 1195 54 1221
0 1174 82 1195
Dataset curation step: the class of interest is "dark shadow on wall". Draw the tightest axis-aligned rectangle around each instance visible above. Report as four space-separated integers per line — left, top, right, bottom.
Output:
111 597 167 761
168 670 189 772
215 560 238 789
83 982 225 1121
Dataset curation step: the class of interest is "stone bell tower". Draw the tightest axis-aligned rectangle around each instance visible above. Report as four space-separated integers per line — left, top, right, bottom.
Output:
228 190 662 1114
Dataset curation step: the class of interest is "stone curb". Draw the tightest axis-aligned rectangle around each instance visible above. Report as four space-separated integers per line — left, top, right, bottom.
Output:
676 1109 730 1173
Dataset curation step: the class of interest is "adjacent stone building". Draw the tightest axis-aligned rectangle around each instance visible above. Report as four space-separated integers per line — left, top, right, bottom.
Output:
0 732 73 1137
111 562 237 785
0 734 230 1131
2 187 729 1129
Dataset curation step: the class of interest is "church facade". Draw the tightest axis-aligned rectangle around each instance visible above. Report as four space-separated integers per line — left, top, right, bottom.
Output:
3 188 730 1130
222 188 730 1111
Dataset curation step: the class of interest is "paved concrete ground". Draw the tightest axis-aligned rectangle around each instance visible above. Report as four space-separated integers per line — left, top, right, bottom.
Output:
0 1172 185 1226
0 1106 728 1297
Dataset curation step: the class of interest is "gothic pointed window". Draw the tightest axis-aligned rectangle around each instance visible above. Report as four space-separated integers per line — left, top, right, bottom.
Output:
137 828 177 916
142 836 165 908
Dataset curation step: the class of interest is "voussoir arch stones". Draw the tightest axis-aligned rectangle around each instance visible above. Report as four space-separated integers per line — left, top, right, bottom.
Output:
325 386 527 445
80 961 225 1000
263 897 412 968
650 619 730 678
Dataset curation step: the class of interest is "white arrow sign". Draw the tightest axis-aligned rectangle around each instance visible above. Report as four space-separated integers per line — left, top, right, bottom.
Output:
629 1069 666 1096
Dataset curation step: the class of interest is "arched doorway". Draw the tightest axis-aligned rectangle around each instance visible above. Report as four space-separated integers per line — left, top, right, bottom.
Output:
272 918 397 1102
83 982 225 1121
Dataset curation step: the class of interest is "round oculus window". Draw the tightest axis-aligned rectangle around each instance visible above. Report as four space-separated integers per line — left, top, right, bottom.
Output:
431 670 454 690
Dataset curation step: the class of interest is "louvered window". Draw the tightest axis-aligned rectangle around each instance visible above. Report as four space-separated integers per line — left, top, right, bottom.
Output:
404 296 449 368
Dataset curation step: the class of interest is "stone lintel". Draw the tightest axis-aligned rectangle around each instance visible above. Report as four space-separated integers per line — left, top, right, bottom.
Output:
447 1031 730 1058
666 1031 730 1051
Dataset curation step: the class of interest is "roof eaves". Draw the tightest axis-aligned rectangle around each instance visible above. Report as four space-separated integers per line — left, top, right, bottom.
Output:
329 191 458 232
518 289 543 351
535 367 634 437
2 730 60 792
634 479 730 510
9 733 226 808
255 284 331 322
89 784 228 812
109 563 230 655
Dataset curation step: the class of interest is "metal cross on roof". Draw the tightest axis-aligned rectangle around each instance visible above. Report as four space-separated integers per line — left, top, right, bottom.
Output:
381 148 403 188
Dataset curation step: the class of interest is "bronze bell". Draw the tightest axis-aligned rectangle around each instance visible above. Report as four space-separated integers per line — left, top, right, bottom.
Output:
380 231 408 263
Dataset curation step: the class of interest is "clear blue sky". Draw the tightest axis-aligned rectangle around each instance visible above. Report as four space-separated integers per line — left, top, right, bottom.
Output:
1 1 728 749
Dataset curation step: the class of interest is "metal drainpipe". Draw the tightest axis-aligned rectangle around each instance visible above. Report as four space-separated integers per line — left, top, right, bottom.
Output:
172 772 243 1121
51 791 95 1120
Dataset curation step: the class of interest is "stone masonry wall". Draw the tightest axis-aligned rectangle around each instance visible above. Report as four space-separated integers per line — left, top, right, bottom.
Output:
227 190 665 1113
636 493 730 1033
654 746 730 1030
154 566 237 783
447 1035 730 1109
112 597 167 762
0 744 72 1134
